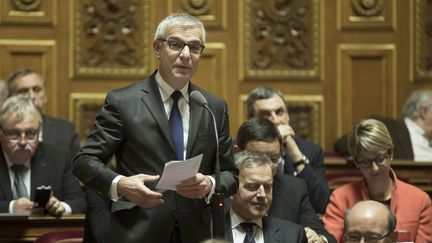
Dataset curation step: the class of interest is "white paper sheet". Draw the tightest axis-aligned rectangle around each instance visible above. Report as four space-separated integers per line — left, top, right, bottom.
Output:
156 154 203 190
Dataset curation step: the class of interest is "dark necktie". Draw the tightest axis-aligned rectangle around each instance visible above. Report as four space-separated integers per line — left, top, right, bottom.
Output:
11 164 28 199
240 222 256 243
169 90 184 160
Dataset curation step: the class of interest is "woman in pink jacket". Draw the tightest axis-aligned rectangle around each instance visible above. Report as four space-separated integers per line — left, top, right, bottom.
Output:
323 119 432 243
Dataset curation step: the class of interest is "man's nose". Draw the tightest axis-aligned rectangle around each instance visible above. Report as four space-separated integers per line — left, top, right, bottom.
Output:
256 185 266 196
179 45 191 57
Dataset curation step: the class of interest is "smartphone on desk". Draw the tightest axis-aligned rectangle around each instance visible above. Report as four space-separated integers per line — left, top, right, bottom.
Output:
34 185 51 210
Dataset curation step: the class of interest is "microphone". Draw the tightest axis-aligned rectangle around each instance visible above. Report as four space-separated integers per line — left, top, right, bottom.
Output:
190 90 224 239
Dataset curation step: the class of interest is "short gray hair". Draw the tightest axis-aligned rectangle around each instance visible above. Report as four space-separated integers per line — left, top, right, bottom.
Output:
246 86 286 119
234 150 273 172
154 12 206 44
402 89 432 119
0 95 42 129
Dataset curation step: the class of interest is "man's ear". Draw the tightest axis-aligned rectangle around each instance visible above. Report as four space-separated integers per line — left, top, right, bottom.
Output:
153 41 161 57
419 106 429 119
233 145 241 154
388 231 398 243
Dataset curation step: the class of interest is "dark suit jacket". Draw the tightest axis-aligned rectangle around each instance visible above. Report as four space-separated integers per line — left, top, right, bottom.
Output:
73 72 238 243
0 142 85 213
42 115 81 161
282 138 330 214
269 174 336 243
225 211 307 243
334 116 414 160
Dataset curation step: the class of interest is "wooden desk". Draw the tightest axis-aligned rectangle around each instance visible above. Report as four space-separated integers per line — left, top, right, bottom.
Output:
325 156 432 197
0 214 84 242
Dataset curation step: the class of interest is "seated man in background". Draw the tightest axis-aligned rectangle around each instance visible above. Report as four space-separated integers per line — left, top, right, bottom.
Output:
246 87 330 214
0 95 85 216
7 68 80 160
235 117 336 243
225 150 306 243
334 89 432 162
344 200 397 243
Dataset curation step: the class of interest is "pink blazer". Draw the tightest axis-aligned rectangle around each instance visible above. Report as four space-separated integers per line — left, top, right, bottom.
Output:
322 169 432 243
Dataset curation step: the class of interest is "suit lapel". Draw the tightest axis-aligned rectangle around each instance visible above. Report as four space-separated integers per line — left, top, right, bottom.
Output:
224 211 234 242
187 84 204 158
263 217 282 243
0 151 13 200
139 75 175 151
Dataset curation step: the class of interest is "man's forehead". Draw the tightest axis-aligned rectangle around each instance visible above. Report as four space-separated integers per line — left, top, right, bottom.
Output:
254 97 286 111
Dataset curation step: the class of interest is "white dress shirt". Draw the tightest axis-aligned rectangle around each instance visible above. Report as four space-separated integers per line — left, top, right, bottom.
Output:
230 210 264 243
405 118 432 162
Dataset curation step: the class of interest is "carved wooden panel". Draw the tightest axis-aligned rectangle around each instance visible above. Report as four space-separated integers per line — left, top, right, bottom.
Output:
241 0 320 80
69 93 106 144
71 0 150 78
412 0 432 81
339 0 395 30
0 0 57 25
337 44 397 134
193 43 227 99
238 94 323 145
0 39 57 115
168 0 228 30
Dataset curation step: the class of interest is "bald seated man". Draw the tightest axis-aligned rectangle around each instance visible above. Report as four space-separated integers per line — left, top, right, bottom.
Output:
344 200 397 243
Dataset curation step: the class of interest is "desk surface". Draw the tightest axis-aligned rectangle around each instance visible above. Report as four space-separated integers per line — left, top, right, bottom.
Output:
0 214 84 242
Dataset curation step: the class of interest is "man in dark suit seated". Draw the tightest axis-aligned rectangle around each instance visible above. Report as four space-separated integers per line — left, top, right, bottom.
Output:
344 200 397 243
235 117 336 243
7 68 81 161
334 89 432 162
225 150 306 243
0 95 85 216
246 87 330 214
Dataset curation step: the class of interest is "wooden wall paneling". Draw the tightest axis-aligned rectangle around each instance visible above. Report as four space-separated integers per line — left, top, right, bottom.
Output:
192 43 227 99
411 0 432 82
338 0 396 30
0 0 57 25
241 0 321 80
70 0 151 79
69 93 106 144
168 0 228 30
337 44 397 135
0 39 57 115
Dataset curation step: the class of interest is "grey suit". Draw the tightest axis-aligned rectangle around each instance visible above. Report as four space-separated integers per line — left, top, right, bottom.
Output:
42 115 81 161
0 142 85 213
224 212 307 243
73 72 238 243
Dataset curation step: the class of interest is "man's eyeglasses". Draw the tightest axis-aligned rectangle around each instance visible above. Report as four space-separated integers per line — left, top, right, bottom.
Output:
344 231 391 242
355 153 389 169
1 128 39 142
159 38 205 54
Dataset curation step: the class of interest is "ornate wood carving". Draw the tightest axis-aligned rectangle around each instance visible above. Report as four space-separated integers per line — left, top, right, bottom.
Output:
413 0 432 80
72 0 150 77
351 0 384 17
243 0 320 79
11 0 42 11
69 93 106 144
286 99 322 145
181 0 211 15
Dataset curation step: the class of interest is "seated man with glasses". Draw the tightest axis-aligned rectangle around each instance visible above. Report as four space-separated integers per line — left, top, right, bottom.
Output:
323 119 432 242
0 95 85 216
235 117 336 243
344 200 397 243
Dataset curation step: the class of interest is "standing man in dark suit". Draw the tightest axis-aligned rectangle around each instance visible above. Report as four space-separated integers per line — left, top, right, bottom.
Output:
235 118 336 243
0 95 85 215
7 68 81 160
225 150 306 243
73 13 238 243
246 87 330 214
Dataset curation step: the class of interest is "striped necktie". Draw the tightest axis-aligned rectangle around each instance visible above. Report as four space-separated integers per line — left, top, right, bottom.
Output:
11 164 28 199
